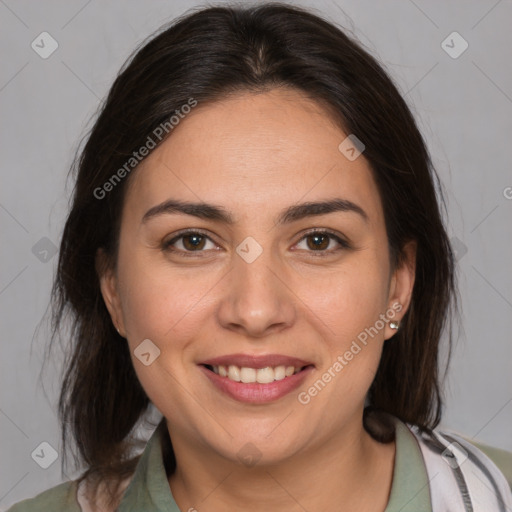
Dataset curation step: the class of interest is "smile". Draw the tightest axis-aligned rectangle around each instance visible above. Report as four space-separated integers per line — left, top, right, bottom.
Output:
198 354 315 403
206 364 303 383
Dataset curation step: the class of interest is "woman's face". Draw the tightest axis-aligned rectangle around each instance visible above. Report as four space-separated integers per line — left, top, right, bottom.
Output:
99 88 415 465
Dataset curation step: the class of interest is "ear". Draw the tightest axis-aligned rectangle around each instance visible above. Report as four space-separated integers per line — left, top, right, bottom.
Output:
384 240 416 340
96 248 126 337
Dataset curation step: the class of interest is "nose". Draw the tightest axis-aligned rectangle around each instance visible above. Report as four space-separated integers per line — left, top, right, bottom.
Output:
216 241 297 338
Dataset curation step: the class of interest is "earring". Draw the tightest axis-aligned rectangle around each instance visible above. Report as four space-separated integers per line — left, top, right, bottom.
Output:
389 321 400 330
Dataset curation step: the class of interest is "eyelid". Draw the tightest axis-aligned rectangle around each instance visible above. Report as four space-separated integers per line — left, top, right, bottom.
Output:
162 227 350 255
162 228 218 253
164 227 212 242
293 227 351 251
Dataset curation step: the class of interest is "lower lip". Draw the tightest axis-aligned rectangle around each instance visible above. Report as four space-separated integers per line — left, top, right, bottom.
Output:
199 365 314 404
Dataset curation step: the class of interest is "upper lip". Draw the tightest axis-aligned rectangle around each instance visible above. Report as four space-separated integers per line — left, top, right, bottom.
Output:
199 353 314 369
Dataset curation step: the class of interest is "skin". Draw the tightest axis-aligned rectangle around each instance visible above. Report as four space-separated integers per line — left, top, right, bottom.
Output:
98 88 416 511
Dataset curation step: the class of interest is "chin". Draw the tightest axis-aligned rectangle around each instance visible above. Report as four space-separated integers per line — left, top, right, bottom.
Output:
207 427 307 467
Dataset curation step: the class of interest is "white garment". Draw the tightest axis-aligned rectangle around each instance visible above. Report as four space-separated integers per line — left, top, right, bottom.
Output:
75 425 512 511
76 475 132 512
410 426 512 512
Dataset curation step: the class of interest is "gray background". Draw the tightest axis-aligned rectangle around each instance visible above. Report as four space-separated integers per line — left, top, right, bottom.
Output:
1 0 511 508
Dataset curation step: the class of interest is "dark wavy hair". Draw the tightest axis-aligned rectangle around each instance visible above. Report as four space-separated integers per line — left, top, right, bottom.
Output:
45 2 457 508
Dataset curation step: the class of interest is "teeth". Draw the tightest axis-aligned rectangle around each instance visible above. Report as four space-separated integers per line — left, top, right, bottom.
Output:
228 365 241 382
274 366 286 380
240 367 256 383
211 364 304 383
255 366 274 384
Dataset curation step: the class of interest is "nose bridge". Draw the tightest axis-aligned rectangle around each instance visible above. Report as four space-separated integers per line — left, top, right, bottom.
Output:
237 235 277 290
217 234 295 335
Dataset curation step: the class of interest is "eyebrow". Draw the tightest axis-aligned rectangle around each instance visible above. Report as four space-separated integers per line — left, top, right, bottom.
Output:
142 197 368 225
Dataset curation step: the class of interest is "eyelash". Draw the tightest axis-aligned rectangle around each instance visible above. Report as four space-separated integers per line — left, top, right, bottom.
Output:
162 228 351 258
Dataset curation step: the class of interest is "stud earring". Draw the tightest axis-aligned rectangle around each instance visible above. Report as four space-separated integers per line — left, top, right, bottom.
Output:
389 321 400 330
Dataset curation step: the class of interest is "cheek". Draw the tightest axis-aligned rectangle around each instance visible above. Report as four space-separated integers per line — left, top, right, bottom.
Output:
305 255 390 339
115 249 201 348
115 254 211 414
299 254 390 401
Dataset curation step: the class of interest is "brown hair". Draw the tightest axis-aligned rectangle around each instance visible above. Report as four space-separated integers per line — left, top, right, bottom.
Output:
45 2 456 508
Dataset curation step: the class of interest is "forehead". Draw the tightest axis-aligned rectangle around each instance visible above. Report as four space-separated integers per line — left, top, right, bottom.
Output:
124 88 382 224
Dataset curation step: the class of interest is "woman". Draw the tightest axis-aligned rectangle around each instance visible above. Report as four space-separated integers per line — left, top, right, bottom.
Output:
7 3 511 511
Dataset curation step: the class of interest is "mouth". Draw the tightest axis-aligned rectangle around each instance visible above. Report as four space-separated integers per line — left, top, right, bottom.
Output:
201 363 312 383
198 354 315 403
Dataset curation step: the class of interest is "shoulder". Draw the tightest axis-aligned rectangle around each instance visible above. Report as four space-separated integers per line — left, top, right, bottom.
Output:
76 473 134 512
408 424 512 511
5 480 80 512
5 474 134 512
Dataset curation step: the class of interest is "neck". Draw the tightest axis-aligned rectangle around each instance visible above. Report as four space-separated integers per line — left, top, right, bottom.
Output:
167 419 396 512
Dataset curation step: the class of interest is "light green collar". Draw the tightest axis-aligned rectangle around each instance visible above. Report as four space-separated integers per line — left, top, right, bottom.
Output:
385 419 432 511
118 419 180 511
118 417 432 511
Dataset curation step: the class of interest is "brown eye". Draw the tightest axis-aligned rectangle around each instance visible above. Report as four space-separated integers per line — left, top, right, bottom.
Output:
163 230 217 255
295 230 350 254
181 233 207 251
306 233 330 250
